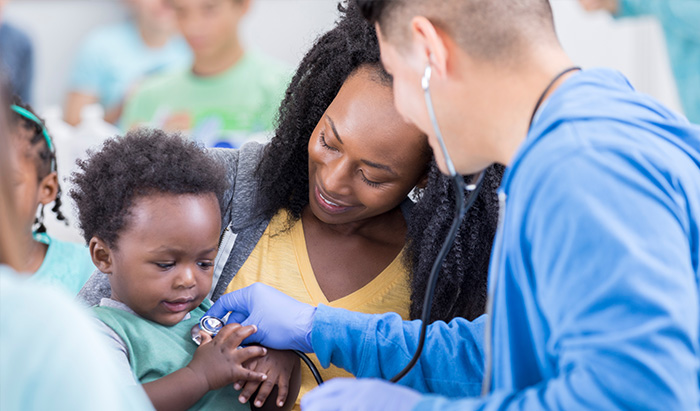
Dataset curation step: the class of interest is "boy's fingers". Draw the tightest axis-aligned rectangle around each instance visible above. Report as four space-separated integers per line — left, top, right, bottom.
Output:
198 331 213 345
274 379 289 408
234 346 268 362
235 367 267 383
219 324 257 350
253 380 276 408
237 380 261 404
213 323 242 342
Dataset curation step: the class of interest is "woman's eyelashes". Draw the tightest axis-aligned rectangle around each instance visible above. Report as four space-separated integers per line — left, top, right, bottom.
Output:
319 132 385 188
319 132 337 151
360 171 381 188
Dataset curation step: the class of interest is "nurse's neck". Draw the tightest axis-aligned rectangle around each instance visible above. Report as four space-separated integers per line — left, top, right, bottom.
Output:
487 47 577 168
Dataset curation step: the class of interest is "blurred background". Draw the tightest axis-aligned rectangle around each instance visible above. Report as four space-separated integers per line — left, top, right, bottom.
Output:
1 0 684 244
4 0 680 113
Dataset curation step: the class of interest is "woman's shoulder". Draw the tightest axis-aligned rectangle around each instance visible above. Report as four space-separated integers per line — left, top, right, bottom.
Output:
209 142 269 231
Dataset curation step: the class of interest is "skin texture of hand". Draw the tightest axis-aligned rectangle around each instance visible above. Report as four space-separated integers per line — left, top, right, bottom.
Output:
187 323 268 391
300 378 423 411
205 283 316 352
237 349 301 411
578 0 619 14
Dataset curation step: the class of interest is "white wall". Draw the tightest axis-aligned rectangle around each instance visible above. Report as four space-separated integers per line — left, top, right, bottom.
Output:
551 0 681 113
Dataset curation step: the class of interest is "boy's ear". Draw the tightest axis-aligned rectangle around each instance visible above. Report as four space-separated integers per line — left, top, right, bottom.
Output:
38 172 59 205
90 237 114 274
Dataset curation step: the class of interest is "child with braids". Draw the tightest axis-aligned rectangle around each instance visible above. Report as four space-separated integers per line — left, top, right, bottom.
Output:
8 95 96 294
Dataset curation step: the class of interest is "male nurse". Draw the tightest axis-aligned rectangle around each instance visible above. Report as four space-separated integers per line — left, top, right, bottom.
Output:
207 0 700 409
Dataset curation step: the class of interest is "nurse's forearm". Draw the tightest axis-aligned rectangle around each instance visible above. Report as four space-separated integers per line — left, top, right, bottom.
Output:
311 305 486 397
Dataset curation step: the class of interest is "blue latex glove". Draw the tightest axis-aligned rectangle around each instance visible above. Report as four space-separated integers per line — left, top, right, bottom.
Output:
204 283 316 352
301 378 423 411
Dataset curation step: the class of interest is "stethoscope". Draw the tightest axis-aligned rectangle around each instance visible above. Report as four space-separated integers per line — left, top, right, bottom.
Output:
390 63 581 391
388 64 486 383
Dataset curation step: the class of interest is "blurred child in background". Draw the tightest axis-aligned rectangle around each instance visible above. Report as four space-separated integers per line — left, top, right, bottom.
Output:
121 0 289 148
63 0 191 126
0 0 34 103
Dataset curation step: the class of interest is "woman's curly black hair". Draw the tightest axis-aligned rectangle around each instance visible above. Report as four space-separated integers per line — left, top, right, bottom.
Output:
69 128 228 248
255 1 386 221
9 95 66 233
407 163 504 321
256 1 503 322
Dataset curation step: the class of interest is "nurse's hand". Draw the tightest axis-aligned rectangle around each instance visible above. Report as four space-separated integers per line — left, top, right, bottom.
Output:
300 378 422 411
205 283 316 352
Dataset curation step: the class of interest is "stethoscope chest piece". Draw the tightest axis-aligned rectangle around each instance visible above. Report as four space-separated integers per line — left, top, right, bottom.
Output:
190 315 225 345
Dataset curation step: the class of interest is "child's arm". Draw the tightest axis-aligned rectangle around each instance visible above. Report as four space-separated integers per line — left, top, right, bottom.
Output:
236 349 302 411
143 323 268 411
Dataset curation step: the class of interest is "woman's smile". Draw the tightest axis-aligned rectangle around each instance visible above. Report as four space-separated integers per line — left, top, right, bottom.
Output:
314 184 355 215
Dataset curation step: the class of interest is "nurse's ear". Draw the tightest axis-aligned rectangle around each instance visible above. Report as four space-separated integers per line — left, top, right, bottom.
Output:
409 16 449 79
89 237 114 274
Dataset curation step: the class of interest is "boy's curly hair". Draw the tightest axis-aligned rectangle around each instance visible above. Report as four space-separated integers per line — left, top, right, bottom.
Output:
69 128 228 248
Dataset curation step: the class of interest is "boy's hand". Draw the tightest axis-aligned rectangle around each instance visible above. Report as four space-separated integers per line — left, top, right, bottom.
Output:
187 323 268 391
235 349 300 409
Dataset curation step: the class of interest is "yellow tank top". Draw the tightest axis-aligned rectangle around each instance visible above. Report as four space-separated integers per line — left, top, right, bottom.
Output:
225 209 411 410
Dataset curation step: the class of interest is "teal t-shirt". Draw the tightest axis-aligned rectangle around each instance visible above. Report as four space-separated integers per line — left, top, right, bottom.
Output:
121 51 291 148
29 232 95 296
93 300 247 410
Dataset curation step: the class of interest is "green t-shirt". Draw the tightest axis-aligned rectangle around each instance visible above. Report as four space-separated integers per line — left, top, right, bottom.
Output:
122 51 290 148
94 300 247 410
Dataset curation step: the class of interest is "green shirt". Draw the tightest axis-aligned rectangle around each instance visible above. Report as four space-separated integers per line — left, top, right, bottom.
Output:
93 300 247 410
122 51 290 148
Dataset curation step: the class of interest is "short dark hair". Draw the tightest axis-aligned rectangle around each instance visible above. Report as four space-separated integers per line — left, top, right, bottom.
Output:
70 129 227 248
357 0 557 62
